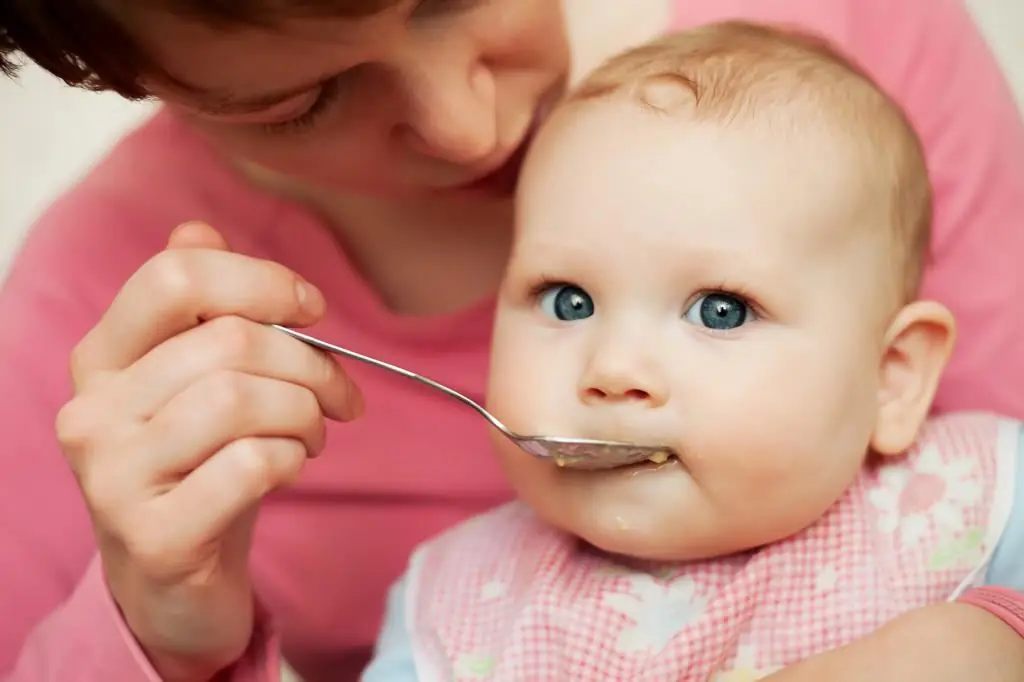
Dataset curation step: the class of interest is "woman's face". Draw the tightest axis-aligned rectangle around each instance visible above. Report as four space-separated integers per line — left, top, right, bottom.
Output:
132 0 570 198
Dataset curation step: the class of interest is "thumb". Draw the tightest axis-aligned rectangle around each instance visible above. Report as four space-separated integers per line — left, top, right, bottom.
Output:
167 221 230 251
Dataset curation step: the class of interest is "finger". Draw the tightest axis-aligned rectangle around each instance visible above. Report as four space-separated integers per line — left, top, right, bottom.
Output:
115 315 363 422
136 371 327 481
56 397 147 513
71 249 325 389
67 222 227 396
166 221 230 251
156 437 306 550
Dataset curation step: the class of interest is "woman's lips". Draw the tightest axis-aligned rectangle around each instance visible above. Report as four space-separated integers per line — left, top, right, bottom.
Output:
458 134 534 196
439 84 565 197
451 100 551 197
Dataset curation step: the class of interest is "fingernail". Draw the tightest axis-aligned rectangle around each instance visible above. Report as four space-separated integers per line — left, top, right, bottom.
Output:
295 280 321 313
167 221 204 245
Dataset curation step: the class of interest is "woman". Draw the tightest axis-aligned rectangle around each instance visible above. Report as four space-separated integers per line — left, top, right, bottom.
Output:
1 0 1022 681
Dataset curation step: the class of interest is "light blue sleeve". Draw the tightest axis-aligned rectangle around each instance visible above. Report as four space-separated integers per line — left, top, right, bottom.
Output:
981 424 1024 591
360 575 419 682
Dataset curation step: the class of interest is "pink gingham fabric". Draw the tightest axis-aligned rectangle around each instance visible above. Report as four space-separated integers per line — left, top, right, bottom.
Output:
406 413 1019 681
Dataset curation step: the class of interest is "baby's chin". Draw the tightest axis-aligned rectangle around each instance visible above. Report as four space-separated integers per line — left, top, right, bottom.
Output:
518 461 734 562
523 460 818 563
560 508 744 564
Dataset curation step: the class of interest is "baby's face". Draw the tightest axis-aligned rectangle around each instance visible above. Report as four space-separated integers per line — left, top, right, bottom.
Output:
488 97 899 561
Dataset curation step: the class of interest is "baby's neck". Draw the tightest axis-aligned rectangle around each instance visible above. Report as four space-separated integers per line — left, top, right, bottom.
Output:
577 538 756 576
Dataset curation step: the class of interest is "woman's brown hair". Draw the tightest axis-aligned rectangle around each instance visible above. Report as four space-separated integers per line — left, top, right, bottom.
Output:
0 0 400 98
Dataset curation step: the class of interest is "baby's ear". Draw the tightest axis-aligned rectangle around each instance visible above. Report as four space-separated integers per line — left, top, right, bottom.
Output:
871 301 955 455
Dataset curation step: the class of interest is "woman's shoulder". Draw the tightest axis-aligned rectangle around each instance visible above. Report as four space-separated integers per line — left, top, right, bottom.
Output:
6 111 286 297
33 113 265 246
673 0 979 75
682 0 1007 118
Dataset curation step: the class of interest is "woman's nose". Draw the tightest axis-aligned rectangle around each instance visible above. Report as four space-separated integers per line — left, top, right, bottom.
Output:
577 340 670 408
397 61 499 166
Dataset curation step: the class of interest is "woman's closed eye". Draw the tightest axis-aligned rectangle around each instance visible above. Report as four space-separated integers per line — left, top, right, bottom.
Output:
258 0 490 135
260 77 348 135
411 0 491 19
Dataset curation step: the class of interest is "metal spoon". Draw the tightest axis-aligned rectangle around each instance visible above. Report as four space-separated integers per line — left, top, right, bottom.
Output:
271 325 676 470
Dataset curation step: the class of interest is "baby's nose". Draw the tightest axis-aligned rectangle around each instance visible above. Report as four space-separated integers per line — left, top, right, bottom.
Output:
577 358 669 408
583 385 653 403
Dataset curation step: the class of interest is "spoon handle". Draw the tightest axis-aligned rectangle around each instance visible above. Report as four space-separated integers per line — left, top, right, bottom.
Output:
270 325 506 431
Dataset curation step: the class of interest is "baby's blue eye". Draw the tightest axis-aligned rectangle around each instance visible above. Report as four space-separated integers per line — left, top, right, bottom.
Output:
684 292 753 330
539 284 594 321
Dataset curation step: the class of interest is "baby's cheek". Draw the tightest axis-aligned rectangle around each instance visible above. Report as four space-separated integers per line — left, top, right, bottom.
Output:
764 453 851 533
486 363 544 432
694 439 830 540
488 338 575 433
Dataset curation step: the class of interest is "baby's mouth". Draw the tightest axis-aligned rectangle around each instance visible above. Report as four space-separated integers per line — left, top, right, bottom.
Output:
618 451 685 474
539 434 680 471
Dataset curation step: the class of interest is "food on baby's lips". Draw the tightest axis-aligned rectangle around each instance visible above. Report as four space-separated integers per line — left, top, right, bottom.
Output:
554 450 673 469
647 451 670 465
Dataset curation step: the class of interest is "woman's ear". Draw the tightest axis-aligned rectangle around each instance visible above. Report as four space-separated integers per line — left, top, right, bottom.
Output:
872 300 956 456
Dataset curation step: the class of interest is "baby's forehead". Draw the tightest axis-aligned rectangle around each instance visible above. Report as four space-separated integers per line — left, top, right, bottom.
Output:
522 98 871 243
514 98 899 300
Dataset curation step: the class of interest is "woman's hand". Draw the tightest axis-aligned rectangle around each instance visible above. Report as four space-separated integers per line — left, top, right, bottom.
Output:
764 602 1024 682
54 222 363 682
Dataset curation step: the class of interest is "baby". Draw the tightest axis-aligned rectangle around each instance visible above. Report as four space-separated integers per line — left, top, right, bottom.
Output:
358 21 1024 682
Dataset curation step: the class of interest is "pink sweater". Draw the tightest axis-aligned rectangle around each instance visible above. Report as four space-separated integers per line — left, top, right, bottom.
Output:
2 0 1022 680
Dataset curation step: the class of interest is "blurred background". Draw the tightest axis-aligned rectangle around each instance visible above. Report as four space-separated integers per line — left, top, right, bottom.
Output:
0 0 1021 278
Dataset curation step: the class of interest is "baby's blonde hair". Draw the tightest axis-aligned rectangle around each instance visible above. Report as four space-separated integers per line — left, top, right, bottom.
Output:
569 21 931 302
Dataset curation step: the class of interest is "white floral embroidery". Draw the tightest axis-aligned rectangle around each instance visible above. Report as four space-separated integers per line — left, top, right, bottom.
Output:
712 643 782 681
479 579 508 601
866 444 981 546
453 652 497 679
601 573 708 654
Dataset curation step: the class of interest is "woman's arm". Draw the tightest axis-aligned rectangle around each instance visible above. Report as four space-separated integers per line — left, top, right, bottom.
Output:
0 183 281 681
0 186 152 679
764 602 1024 682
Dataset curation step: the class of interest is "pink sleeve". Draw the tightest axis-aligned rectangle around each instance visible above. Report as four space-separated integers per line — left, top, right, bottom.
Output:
6 559 283 682
957 587 1024 639
848 0 1024 418
0 183 280 681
